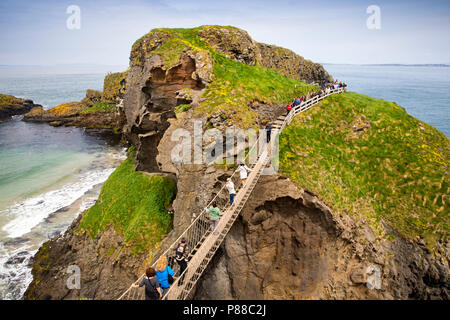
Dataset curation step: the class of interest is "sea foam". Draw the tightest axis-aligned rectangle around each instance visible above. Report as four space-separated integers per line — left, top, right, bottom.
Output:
1 167 116 239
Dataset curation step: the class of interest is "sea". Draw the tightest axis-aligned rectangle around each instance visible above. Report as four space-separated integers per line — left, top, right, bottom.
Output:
0 66 127 300
0 64 448 300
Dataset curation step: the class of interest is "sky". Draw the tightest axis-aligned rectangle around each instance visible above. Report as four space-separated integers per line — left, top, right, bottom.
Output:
0 0 449 66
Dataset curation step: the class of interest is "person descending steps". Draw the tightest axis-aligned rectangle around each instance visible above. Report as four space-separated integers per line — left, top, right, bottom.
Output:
132 267 162 300
205 201 222 235
236 163 252 186
286 102 292 115
175 238 189 285
225 178 236 205
155 256 175 297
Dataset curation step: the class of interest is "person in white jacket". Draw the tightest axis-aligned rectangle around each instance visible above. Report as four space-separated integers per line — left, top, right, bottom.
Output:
236 163 252 186
225 178 236 205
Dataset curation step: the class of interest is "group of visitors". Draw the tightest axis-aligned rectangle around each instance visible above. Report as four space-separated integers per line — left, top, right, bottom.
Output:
285 81 348 115
322 80 347 93
284 91 319 115
206 162 252 232
136 161 255 300
213 80 350 236
134 238 189 300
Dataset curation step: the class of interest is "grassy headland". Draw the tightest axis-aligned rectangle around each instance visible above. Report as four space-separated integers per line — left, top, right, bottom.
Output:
131 26 319 128
280 92 449 248
79 155 176 256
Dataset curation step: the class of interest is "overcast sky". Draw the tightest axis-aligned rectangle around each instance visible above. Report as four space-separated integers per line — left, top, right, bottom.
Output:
1 0 449 66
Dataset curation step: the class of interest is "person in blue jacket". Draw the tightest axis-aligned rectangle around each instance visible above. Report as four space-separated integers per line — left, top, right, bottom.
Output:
155 255 175 296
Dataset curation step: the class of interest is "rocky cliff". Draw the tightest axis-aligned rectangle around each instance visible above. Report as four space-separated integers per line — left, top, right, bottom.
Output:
23 71 128 131
25 156 176 300
194 26 332 83
25 25 448 300
194 175 448 300
0 94 42 121
123 25 322 175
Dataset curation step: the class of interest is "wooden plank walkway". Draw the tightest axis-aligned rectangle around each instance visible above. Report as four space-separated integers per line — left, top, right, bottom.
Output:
118 87 344 300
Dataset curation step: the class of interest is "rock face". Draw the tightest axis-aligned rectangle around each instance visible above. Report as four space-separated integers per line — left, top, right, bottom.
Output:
123 25 329 173
101 71 128 104
193 175 449 300
0 94 42 121
123 51 212 172
81 89 102 107
24 215 144 300
257 43 333 84
198 27 261 66
197 26 333 83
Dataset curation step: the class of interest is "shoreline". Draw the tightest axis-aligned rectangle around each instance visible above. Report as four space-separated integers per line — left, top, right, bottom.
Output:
0 122 127 300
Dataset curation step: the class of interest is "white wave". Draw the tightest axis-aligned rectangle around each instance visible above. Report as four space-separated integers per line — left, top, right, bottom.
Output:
109 148 127 160
1 167 116 239
11 115 24 121
0 242 35 300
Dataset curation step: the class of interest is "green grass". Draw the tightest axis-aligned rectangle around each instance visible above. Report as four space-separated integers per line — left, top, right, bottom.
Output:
197 53 316 129
80 102 117 114
175 103 191 114
79 157 177 256
280 92 449 248
131 26 319 129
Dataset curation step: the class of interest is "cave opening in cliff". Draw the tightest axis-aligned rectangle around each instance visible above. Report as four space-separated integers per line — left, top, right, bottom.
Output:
134 54 206 173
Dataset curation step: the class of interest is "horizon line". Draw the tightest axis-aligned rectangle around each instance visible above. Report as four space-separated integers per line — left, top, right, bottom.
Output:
1 63 449 68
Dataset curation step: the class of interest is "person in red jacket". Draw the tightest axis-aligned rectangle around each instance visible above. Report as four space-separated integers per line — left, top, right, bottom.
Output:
286 103 292 115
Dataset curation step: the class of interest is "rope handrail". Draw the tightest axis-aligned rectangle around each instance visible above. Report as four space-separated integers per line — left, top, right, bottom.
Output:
117 85 345 300
161 144 268 300
118 122 264 300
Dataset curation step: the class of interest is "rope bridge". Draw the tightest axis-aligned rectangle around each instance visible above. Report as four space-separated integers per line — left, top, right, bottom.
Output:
117 87 344 300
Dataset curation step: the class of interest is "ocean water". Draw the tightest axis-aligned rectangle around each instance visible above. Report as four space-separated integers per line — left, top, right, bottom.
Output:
324 64 450 137
0 72 104 110
0 70 126 300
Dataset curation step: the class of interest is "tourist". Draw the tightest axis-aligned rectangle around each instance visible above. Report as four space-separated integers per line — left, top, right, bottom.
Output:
286 103 292 115
265 122 272 143
175 238 189 284
226 178 236 205
205 201 222 234
133 267 162 300
236 163 252 186
155 256 175 296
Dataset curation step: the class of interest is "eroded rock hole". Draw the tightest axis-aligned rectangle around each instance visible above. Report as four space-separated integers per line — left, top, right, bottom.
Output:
134 55 206 172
